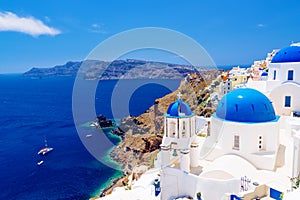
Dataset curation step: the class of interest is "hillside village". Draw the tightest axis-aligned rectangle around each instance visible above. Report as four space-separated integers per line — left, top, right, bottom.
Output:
97 43 300 200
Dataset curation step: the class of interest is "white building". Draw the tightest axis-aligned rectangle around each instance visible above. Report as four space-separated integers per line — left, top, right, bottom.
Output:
160 93 207 172
160 86 300 200
220 66 249 97
247 44 300 116
99 44 300 200
208 88 280 171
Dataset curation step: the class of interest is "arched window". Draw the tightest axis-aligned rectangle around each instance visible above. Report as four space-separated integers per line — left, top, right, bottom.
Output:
182 121 186 137
169 121 176 138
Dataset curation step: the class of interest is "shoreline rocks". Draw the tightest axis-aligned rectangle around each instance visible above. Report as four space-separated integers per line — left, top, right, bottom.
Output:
90 114 114 128
93 70 223 198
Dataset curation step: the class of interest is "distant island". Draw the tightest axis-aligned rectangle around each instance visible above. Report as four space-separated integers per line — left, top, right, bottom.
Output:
23 59 212 80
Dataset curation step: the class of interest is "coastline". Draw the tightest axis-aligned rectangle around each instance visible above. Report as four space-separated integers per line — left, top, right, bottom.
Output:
97 175 127 198
90 145 124 198
91 70 222 199
91 171 125 199
84 117 124 199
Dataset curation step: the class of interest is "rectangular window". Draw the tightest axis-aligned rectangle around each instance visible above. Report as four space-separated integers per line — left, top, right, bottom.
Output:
273 70 277 80
182 121 186 137
285 96 291 107
288 70 294 81
170 122 176 138
233 135 240 150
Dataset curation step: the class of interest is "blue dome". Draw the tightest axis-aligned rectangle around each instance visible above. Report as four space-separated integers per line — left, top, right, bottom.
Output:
271 46 300 63
261 72 268 76
166 99 193 117
216 88 276 123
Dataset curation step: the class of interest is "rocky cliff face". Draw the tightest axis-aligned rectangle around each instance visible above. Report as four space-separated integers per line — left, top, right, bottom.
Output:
23 59 207 80
110 70 222 173
24 61 83 77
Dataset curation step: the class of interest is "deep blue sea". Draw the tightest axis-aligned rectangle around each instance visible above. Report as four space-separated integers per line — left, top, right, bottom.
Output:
0 74 180 200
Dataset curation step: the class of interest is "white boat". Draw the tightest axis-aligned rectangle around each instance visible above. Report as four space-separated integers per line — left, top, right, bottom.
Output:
38 137 54 155
89 122 98 127
38 147 54 155
37 160 44 166
89 123 96 127
86 134 93 138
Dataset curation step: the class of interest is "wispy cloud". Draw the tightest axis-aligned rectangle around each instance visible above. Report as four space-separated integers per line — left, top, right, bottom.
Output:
257 23 266 28
89 23 107 34
0 11 61 36
92 23 100 28
44 16 51 22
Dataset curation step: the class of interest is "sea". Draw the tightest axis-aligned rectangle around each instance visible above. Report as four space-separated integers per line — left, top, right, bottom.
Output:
0 74 180 200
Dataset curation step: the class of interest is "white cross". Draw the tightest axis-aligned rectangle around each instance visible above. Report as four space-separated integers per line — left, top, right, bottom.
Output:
177 92 182 99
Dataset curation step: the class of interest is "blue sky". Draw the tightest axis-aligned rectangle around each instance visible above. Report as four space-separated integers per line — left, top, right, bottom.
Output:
1 0 300 73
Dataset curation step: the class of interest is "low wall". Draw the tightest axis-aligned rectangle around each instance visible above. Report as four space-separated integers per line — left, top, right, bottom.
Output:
160 167 240 200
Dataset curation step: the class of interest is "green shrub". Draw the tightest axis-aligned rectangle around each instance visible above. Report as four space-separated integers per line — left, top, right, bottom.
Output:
197 192 201 197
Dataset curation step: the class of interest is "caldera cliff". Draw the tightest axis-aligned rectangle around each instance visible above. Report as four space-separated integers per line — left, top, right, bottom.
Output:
109 70 222 174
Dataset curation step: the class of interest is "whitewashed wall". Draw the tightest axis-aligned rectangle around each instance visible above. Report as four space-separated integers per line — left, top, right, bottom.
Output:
160 167 240 200
207 117 280 170
269 83 300 116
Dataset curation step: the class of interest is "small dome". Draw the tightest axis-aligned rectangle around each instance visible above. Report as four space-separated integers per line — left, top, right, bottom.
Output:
166 99 193 117
216 88 276 123
261 72 268 76
271 46 300 63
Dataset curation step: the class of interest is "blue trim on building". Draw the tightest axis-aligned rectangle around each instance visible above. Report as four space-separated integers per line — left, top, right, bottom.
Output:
212 114 280 124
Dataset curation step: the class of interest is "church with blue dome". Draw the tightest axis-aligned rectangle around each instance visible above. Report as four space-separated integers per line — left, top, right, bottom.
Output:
159 86 287 200
248 43 300 116
159 44 300 200
208 87 281 170
160 87 289 200
160 93 206 173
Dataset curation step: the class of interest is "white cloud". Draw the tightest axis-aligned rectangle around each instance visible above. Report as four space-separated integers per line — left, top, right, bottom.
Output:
89 23 107 34
92 23 100 28
257 23 266 28
0 11 61 36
